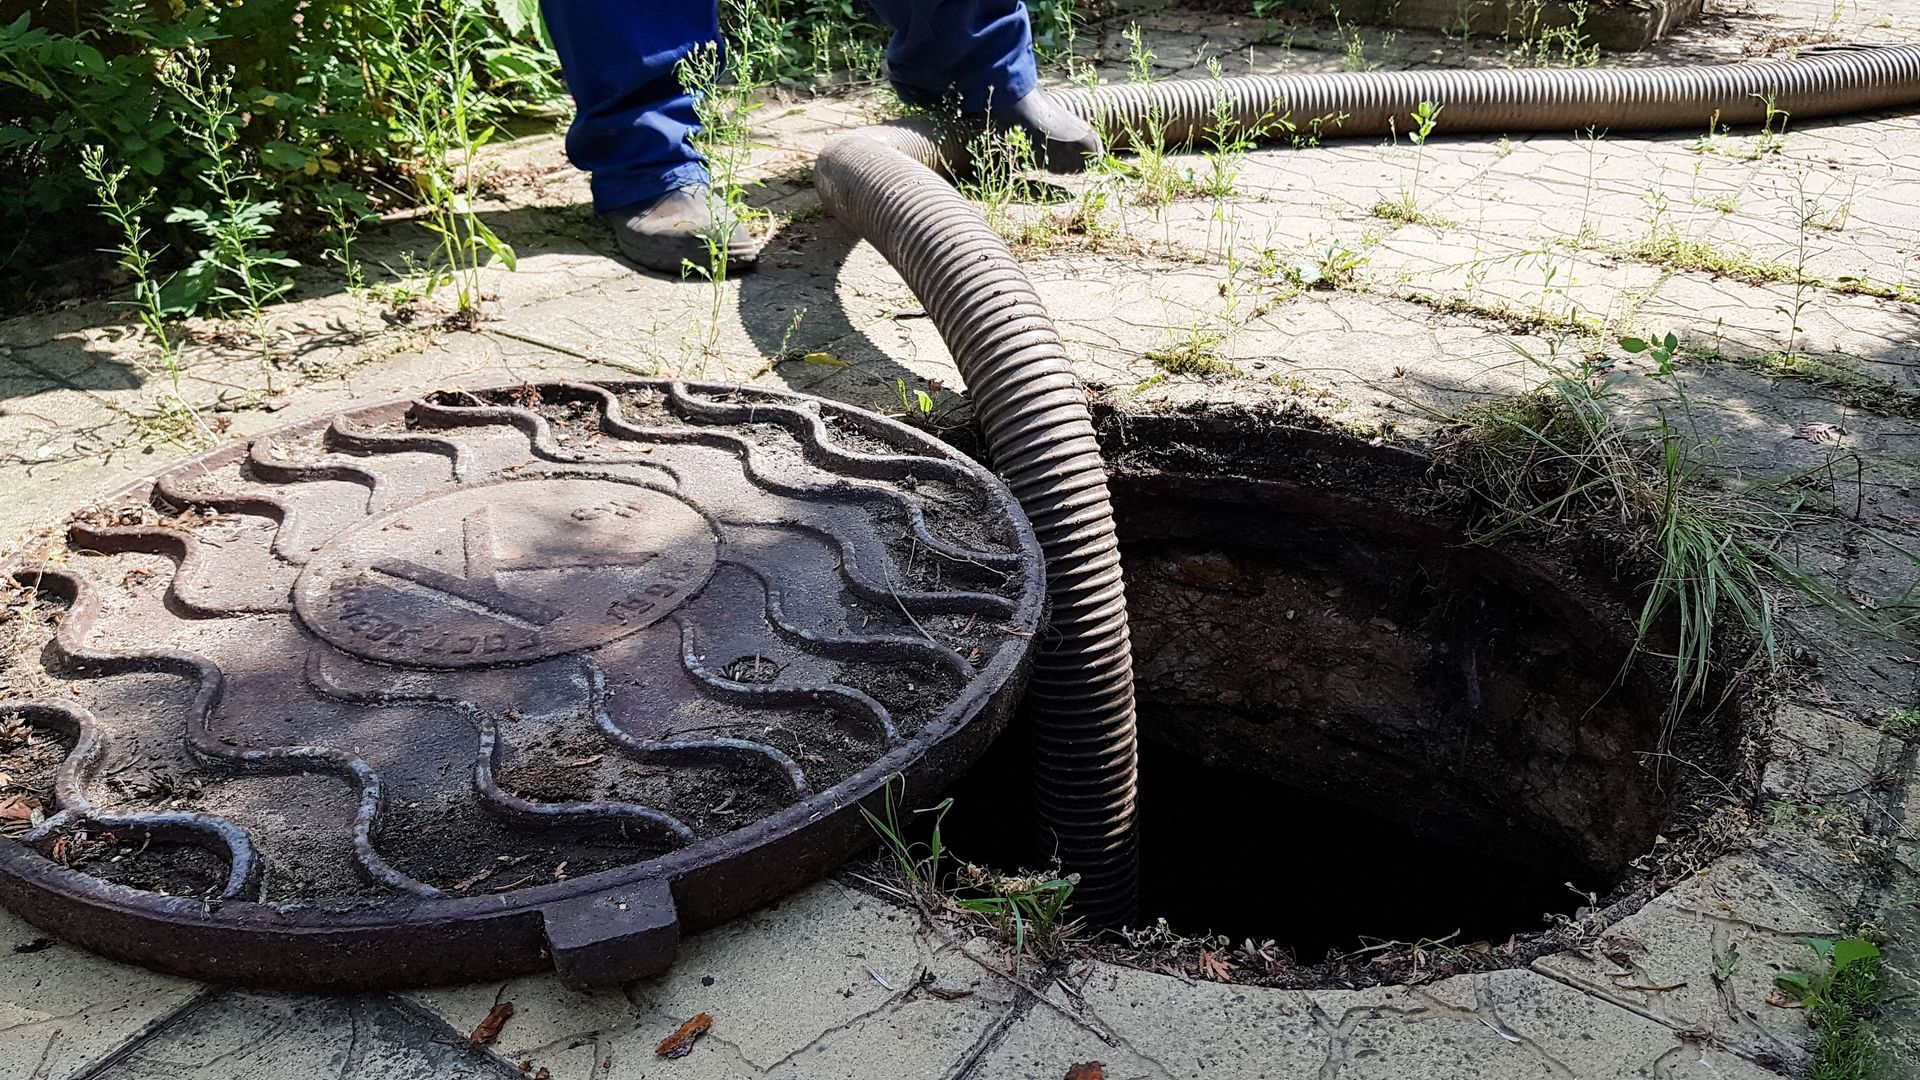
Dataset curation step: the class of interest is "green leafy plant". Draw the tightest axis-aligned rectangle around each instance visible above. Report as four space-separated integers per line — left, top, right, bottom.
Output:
1199 58 1272 201
859 780 1078 969
1123 22 1155 83
1 0 557 311
154 48 300 320
375 0 519 320
895 378 936 420
1774 937 1883 1080
1375 101 1444 225
1885 708 1920 741
1288 242 1369 289
1504 0 1600 67
1148 325 1237 377
75 142 211 443
77 145 177 374
955 866 1079 968
675 22 767 355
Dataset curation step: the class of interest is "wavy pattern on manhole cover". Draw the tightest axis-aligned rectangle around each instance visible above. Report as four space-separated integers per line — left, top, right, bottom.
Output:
0 380 1045 989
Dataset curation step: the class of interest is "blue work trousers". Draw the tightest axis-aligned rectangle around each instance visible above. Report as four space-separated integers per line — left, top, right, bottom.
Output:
538 1 1039 212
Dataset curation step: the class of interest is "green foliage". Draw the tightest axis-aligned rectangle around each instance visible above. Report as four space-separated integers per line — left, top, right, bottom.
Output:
76 144 176 374
377 0 519 316
859 776 952 896
859 777 1079 970
1774 937 1883 1080
1123 22 1155 82
0 0 558 306
155 48 299 318
895 378 935 419
955 867 1078 968
1446 336 1800 739
1287 242 1369 289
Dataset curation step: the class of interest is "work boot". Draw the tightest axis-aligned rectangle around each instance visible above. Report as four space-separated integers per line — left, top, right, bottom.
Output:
966 87 1104 173
602 186 760 276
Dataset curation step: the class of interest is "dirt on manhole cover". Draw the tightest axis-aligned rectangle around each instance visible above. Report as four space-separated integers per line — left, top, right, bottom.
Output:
0 379 1045 989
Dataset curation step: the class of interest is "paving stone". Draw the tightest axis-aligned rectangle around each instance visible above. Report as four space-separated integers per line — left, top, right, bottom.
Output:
1532 894 1815 1069
970 963 1327 1079
973 963 1784 1079
87 991 517 1080
0 908 203 1080
1764 703 1898 802
407 881 1018 1080
1660 853 1848 937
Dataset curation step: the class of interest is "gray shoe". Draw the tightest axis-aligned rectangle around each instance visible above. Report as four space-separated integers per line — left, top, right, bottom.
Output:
965 88 1104 173
602 186 761 275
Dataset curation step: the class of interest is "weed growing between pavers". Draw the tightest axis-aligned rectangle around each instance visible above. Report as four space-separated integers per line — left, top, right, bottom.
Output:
1775 937 1887 1080
858 776 1083 974
1438 335 1919 741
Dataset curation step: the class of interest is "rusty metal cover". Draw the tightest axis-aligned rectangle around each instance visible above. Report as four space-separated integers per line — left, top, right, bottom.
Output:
0 380 1043 989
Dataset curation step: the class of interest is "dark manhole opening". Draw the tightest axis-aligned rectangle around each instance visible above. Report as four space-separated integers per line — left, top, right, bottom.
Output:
940 405 1756 983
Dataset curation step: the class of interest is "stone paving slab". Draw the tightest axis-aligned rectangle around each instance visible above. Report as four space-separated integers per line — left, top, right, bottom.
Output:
86 991 516 1080
0 908 204 1080
406 881 1019 1080
973 964 1786 1079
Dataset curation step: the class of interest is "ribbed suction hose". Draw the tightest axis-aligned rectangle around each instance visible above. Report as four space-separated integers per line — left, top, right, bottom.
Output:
1053 43 1920 147
817 127 1141 925
815 43 1920 927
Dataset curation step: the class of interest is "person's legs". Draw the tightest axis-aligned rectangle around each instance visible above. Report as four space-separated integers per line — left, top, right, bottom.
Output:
863 0 1101 171
538 0 758 273
538 0 714 212
862 0 1037 112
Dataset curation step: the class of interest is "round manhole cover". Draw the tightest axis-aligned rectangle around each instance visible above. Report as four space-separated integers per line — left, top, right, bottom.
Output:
0 380 1044 989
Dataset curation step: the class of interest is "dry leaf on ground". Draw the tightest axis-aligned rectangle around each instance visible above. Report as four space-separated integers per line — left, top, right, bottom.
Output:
656 1012 713 1059
469 1002 514 1046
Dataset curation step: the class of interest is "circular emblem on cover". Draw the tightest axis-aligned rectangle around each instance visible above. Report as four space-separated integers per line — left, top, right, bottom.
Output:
296 479 718 667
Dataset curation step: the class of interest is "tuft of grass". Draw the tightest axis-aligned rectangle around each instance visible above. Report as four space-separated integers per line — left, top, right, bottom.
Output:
1627 228 1804 286
1830 276 1920 305
1884 708 1920 741
1774 937 1883 1080
859 777 1080 972
860 776 952 899
1369 196 1453 228
1443 335 1820 740
1148 328 1237 377
955 864 1080 968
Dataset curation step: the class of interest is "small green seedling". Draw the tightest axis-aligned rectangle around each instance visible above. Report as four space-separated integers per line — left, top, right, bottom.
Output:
1620 331 1681 376
896 379 934 418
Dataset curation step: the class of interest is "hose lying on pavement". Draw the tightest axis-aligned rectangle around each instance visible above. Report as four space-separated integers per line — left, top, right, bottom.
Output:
1055 43 1920 147
814 42 1920 927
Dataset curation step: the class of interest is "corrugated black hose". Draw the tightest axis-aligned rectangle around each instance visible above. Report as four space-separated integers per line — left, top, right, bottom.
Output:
814 43 1920 926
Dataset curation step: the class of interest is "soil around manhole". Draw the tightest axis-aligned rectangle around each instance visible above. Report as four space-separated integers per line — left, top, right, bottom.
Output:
934 401 1761 989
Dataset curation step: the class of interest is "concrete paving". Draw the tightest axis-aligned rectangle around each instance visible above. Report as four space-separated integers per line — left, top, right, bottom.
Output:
2 0 1917 1076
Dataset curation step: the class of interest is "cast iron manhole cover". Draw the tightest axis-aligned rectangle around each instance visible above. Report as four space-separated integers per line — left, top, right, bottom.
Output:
0 380 1044 988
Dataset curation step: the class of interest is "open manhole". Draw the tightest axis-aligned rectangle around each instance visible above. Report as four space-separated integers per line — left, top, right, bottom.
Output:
0 380 1045 989
944 404 1752 982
